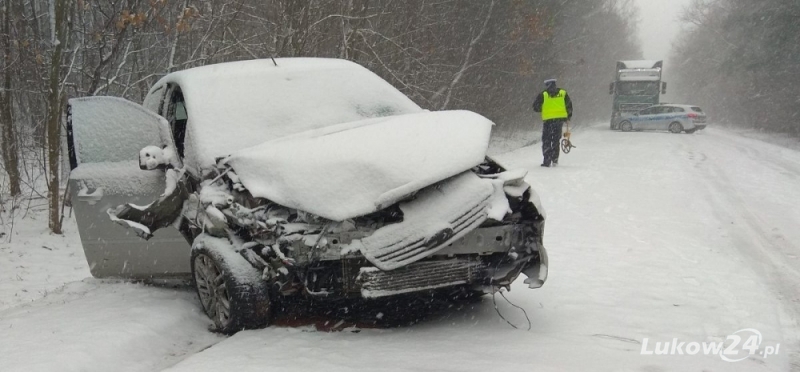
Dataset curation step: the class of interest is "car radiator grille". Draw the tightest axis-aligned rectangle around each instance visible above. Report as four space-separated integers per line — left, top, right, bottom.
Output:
358 259 487 298
356 171 495 271
366 198 489 270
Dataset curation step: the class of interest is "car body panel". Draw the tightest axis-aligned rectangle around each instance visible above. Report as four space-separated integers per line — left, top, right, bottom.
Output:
69 173 191 279
68 97 190 279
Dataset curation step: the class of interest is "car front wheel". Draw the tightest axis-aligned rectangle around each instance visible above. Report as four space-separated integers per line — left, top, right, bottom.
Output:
620 121 633 132
191 235 271 334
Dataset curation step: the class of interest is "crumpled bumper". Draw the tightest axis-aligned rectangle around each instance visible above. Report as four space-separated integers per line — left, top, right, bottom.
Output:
356 220 548 298
522 241 548 289
481 220 548 290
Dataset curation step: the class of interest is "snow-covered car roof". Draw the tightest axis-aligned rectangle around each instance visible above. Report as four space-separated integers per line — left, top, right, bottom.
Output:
618 60 662 69
151 58 423 171
657 104 703 110
626 103 703 112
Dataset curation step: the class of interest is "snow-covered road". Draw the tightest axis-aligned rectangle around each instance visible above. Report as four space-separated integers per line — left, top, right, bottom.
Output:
2 125 799 371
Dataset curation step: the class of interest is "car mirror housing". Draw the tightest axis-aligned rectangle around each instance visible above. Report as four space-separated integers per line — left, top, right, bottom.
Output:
139 145 177 170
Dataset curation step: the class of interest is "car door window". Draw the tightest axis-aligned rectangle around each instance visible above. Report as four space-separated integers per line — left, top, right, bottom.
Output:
163 88 188 158
69 97 170 165
143 85 166 113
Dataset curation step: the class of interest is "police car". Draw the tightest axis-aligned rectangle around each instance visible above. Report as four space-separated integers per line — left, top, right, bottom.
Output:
615 104 707 133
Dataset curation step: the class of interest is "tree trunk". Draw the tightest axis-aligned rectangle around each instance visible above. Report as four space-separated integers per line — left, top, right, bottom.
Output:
0 1 21 196
46 0 69 234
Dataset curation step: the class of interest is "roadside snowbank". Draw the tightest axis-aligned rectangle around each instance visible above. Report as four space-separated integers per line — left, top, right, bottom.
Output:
0 209 89 311
0 280 221 372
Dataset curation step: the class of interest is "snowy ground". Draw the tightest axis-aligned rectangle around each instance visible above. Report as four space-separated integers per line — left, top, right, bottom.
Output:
2 124 799 371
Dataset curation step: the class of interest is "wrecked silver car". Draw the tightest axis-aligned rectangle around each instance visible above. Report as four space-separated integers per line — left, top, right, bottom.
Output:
67 58 548 333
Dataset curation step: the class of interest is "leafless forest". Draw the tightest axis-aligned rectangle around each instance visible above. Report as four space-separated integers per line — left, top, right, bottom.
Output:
0 1 796 231
0 0 642 233
671 0 800 137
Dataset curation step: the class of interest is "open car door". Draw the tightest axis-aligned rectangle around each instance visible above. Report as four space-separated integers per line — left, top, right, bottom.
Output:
67 97 191 279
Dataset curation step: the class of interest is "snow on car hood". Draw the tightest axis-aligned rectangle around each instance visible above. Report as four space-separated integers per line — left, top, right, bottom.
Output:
224 110 493 221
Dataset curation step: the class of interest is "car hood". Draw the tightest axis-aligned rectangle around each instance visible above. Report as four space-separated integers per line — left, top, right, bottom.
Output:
224 110 493 221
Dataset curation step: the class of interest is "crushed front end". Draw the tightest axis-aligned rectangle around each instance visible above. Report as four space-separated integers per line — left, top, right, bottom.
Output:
183 159 548 299
186 158 547 301
347 159 548 298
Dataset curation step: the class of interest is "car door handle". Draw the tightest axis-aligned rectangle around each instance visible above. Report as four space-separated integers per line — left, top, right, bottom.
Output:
77 187 104 205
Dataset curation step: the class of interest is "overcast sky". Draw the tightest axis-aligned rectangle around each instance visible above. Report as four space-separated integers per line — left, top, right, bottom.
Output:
633 0 692 101
633 0 693 60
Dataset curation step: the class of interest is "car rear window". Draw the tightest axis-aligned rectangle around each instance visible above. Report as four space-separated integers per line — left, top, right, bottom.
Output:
690 106 704 112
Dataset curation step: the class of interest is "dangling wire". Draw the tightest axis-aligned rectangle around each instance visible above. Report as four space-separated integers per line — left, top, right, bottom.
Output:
490 224 532 331
492 289 532 331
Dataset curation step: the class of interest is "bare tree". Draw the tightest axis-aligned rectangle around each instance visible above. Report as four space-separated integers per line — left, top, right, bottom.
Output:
0 1 21 196
1 0 642 233
45 0 71 234
672 0 800 136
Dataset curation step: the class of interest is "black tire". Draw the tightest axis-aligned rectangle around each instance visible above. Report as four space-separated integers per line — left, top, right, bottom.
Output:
191 235 271 334
620 121 633 132
669 122 683 134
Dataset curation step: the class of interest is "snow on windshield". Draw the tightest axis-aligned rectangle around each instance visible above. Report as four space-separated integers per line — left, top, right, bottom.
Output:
157 58 423 171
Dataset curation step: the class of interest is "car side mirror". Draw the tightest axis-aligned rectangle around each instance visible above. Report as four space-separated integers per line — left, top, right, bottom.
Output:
139 145 178 170
661 82 667 94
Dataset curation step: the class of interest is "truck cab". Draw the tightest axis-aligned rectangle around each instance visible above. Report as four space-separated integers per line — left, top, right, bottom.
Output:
609 60 667 130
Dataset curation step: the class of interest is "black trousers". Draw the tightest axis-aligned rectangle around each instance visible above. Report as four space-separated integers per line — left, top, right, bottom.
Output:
541 119 565 165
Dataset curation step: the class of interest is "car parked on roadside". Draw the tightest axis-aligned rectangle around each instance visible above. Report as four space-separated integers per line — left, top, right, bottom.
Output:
615 104 707 133
66 58 549 334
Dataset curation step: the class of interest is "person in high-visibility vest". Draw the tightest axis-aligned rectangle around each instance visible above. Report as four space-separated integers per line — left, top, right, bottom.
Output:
532 79 573 167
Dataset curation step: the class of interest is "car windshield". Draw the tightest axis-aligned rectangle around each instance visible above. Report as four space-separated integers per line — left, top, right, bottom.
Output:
617 81 660 96
173 60 424 168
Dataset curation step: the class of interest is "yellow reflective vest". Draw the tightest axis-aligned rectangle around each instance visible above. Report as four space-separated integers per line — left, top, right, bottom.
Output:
541 89 569 120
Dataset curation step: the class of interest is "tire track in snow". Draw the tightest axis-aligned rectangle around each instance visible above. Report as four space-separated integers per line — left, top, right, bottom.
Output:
682 133 800 370
709 130 800 180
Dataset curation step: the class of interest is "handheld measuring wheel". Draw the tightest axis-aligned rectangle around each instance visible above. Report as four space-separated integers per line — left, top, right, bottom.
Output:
560 120 577 154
